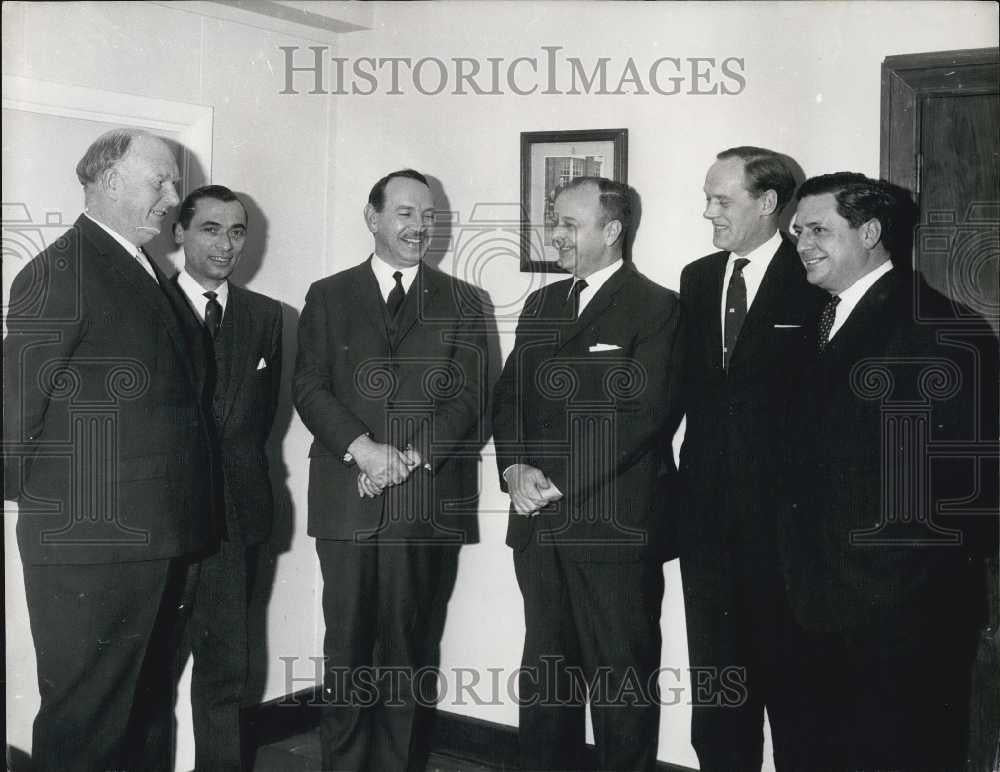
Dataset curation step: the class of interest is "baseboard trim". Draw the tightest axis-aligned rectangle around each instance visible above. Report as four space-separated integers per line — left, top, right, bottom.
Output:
244 687 696 771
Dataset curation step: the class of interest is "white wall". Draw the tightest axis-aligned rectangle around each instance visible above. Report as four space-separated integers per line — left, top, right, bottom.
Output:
3 1 997 770
328 2 998 768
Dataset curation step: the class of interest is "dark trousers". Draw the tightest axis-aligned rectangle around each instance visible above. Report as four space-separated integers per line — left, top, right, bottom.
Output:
130 539 253 772
801 598 979 772
513 545 664 772
22 558 183 772
315 537 458 772
683 551 979 771
182 538 252 771
680 551 827 772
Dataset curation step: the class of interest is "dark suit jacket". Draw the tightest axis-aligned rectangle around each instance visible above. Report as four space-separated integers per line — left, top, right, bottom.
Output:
174 280 283 547
493 262 684 562
293 258 487 544
3 214 215 564
677 235 826 557
781 268 999 632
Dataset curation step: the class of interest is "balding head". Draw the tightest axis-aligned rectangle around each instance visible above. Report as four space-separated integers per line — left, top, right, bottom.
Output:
80 129 181 247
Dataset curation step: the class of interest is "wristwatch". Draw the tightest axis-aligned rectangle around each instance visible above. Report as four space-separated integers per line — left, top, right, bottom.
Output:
342 432 373 466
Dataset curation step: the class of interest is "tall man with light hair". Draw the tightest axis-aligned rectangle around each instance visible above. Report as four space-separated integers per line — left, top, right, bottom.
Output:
3 128 217 770
677 147 825 768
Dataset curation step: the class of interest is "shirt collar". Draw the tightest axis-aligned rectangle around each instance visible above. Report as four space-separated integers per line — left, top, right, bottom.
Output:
370 252 420 298
177 268 229 319
835 259 893 304
570 258 622 299
726 230 782 271
84 212 143 259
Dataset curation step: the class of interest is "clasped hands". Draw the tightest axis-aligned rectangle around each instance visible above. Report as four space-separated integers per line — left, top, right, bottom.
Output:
350 435 425 498
503 463 562 516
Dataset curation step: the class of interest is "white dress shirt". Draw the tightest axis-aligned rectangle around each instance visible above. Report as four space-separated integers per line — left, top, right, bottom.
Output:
719 230 782 337
571 258 622 315
827 260 893 340
370 253 418 301
176 269 230 322
84 213 158 282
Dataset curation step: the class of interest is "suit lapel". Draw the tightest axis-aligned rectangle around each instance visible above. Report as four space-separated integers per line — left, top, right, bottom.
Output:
219 286 251 428
78 216 198 388
556 263 632 352
823 269 900 364
702 252 727 369
394 262 435 348
352 256 391 344
728 237 795 369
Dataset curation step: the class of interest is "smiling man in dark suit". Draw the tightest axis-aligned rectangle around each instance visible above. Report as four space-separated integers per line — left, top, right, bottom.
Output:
677 147 826 769
493 176 683 771
294 169 487 771
170 184 282 771
784 173 998 769
3 128 216 770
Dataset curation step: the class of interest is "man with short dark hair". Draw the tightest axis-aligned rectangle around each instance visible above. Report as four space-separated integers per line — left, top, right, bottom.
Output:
494 176 683 770
294 169 488 771
171 184 282 770
678 147 825 769
784 173 998 768
3 128 215 770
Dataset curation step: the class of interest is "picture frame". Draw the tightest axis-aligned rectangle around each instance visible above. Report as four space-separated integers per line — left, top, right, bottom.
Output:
519 128 628 272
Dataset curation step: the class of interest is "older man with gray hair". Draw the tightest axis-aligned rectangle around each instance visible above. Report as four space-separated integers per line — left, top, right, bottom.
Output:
3 128 217 770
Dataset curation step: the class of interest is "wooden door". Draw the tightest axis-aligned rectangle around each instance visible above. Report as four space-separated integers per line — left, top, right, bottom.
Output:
881 46 999 772
881 47 999 332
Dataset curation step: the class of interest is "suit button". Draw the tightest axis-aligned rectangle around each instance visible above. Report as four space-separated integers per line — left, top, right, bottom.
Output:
542 420 552 430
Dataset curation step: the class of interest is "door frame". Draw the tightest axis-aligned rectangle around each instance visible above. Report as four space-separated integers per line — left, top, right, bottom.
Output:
880 47 999 197
2 74 214 192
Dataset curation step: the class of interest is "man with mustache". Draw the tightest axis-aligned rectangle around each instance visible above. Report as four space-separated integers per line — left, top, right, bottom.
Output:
783 172 998 768
170 184 283 770
3 128 216 770
294 169 488 771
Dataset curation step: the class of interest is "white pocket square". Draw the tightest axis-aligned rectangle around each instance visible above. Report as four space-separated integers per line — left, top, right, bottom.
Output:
773 324 802 329
257 358 268 370
589 343 622 352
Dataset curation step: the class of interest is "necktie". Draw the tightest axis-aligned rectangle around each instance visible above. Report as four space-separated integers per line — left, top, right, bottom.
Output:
386 271 405 319
818 295 841 351
204 291 222 338
723 257 750 370
568 279 589 319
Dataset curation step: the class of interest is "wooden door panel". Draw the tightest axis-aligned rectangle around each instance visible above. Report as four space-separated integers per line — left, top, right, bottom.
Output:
918 93 999 323
881 47 999 772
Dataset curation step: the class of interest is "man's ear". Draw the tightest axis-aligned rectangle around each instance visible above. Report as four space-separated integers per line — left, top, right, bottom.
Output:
363 203 378 234
860 218 882 249
102 167 121 200
603 219 623 247
758 189 778 218
173 222 185 246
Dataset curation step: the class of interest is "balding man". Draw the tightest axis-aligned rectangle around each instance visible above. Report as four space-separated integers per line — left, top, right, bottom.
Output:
493 176 683 771
3 129 217 770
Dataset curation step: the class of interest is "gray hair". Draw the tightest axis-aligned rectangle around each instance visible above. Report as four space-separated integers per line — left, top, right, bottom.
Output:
75 128 149 186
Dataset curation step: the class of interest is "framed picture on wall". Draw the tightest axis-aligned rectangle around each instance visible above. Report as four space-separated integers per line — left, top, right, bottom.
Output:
519 128 628 272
